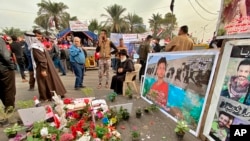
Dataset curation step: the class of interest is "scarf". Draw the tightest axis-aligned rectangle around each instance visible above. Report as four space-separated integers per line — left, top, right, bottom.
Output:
24 35 45 78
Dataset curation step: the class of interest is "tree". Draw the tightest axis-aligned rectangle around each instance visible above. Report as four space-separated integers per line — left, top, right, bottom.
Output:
88 19 103 33
161 12 177 39
101 4 127 33
34 14 50 35
36 0 69 30
1 27 24 37
60 13 78 29
124 13 145 33
148 13 163 37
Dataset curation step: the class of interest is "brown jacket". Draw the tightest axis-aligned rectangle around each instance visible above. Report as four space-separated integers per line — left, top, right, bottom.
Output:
96 40 118 59
165 35 193 51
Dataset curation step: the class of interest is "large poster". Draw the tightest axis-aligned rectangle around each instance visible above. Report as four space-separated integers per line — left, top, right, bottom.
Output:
141 50 220 136
216 0 250 39
203 39 250 141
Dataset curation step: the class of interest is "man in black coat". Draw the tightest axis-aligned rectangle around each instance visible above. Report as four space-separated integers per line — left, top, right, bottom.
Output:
0 38 16 109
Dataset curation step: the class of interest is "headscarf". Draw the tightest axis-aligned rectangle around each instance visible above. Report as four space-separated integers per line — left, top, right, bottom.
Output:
24 32 46 78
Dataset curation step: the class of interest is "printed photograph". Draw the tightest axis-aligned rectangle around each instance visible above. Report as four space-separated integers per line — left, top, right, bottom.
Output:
141 50 219 136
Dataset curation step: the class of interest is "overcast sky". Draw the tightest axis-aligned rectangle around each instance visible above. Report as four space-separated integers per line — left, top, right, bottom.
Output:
0 0 221 42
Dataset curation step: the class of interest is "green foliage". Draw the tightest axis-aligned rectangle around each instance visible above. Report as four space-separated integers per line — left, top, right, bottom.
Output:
125 85 133 98
95 125 108 138
131 130 140 138
1 27 24 37
16 100 34 109
117 106 130 120
107 92 117 102
3 123 25 135
81 87 94 96
136 107 142 113
174 120 190 135
0 104 15 120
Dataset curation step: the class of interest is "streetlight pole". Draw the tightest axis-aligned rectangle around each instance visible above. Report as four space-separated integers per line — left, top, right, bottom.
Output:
202 24 208 43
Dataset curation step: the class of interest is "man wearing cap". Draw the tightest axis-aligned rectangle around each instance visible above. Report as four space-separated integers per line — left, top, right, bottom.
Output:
0 38 16 109
165 25 193 51
110 49 135 95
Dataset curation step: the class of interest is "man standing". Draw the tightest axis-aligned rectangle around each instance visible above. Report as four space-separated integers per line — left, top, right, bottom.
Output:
0 38 16 109
138 35 153 81
49 38 66 76
96 29 118 89
10 35 28 82
153 38 161 52
69 37 86 90
26 31 66 101
165 25 193 51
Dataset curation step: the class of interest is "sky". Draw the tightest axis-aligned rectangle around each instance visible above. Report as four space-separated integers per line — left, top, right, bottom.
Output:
0 0 221 42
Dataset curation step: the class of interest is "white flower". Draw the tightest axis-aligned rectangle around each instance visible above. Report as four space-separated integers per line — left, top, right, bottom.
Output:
40 127 48 137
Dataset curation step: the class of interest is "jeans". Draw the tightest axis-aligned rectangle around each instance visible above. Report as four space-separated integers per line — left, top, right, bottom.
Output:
111 58 118 71
71 62 84 88
53 58 66 75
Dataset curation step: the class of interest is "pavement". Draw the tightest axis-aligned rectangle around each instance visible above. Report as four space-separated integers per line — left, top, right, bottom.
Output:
0 69 202 141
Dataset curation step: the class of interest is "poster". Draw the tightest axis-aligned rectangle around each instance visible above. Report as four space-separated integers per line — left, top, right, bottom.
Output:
141 50 219 136
203 39 250 141
216 0 250 39
69 20 89 31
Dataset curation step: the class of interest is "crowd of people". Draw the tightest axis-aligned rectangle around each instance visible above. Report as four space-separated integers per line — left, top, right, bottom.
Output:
0 25 194 111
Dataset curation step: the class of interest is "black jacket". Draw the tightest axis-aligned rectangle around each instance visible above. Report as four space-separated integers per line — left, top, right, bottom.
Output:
0 38 15 72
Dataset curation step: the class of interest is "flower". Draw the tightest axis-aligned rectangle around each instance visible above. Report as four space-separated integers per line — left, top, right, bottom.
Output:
84 98 90 104
60 133 74 141
102 117 109 125
63 98 72 104
40 127 48 137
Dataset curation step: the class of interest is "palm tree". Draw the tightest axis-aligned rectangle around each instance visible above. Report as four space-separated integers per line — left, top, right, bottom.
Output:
88 19 104 33
124 13 144 33
37 0 69 30
1 27 24 37
60 13 78 29
34 14 50 35
149 13 163 37
101 4 127 33
161 12 177 38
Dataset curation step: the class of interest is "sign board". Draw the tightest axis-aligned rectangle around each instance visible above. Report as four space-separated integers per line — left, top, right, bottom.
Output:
216 0 250 39
18 107 46 126
69 21 88 31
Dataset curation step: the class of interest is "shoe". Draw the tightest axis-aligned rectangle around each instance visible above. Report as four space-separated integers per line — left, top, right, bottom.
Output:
105 82 109 88
97 83 102 89
22 79 28 82
61 74 66 76
80 86 86 88
28 88 35 91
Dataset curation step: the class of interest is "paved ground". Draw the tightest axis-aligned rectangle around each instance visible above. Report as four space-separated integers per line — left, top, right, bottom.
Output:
0 68 202 141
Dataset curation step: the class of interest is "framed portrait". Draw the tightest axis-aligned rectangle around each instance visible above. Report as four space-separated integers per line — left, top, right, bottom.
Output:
141 49 220 136
203 39 250 141
216 0 250 39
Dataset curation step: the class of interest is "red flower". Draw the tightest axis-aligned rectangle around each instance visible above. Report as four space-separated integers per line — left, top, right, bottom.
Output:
63 98 72 104
84 98 89 104
72 112 80 119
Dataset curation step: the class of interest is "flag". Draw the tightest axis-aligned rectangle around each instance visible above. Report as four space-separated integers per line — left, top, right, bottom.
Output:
170 0 175 13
